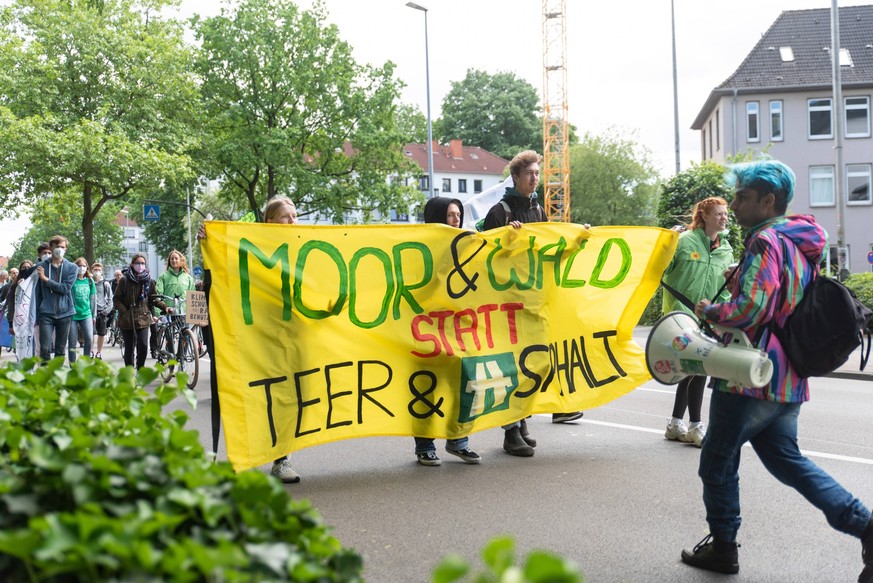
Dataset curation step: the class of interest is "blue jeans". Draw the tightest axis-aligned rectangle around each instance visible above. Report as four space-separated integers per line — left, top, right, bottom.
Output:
39 315 72 361
699 389 871 542
414 436 469 454
68 318 93 363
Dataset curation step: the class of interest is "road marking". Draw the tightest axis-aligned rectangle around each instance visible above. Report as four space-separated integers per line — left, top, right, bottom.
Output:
579 419 873 466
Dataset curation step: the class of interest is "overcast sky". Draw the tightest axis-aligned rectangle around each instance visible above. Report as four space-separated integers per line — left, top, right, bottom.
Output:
2 0 867 256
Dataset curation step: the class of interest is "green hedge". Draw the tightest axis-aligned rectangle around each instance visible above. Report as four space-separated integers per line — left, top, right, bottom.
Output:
0 358 362 582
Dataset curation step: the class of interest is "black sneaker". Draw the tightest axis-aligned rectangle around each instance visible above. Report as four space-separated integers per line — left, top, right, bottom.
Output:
416 451 441 466
552 412 584 423
446 447 481 464
681 534 739 574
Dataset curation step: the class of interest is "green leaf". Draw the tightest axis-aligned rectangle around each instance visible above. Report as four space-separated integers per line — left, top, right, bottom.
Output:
481 536 516 575
431 553 470 583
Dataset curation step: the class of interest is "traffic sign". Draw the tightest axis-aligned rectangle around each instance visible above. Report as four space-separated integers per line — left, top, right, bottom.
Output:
193 266 204 278
867 250 873 264
143 204 160 222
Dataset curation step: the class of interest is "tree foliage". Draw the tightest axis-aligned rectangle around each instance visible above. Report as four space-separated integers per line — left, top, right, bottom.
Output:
656 160 742 253
438 69 541 161
0 0 200 263
9 193 124 268
567 130 661 227
193 0 419 224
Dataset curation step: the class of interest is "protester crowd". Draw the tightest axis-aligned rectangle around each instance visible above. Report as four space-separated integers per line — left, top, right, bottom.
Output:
2 153 870 582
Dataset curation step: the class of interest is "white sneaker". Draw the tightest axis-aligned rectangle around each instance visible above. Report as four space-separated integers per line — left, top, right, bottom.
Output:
685 424 706 448
270 458 301 483
665 419 689 441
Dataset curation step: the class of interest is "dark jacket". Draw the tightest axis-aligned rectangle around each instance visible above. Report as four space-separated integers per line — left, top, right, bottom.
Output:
113 277 167 330
423 196 464 226
482 187 547 230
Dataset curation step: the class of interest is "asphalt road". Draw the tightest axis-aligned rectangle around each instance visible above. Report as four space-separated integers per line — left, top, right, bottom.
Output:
5 333 871 582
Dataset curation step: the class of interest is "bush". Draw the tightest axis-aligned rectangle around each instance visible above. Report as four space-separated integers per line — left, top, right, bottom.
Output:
0 358 362 582
432 536 585 583
638 287 664 326
845 272 873 310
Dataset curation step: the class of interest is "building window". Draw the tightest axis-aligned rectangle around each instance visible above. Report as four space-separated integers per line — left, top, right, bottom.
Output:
474 180 483 193
845 96 870 138
458 179 467 193
808 98 833 139
708 119 713 156
391 209 410 222
124 228 136 239
418 176 429 191
846 163 872 205
770 100 783 141
442 178 451 193
746 101 760 142
715 108 720 151
809 165 835 206
138 241 149 252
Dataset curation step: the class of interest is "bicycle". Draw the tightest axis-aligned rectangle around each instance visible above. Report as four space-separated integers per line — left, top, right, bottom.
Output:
154 295 199 388
108 311 124 352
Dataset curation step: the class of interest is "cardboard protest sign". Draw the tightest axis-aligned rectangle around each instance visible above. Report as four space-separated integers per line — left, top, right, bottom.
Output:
185 290 209 326
202 222 677 471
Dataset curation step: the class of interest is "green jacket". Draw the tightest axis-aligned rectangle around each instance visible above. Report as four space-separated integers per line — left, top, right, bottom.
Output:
661 228 734 316
155 268 196 315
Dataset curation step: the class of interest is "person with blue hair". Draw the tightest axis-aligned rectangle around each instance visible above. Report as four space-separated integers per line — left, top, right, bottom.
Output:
680 159 873 581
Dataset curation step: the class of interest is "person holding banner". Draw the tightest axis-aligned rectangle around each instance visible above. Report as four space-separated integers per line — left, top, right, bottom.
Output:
681 160 873 581
413 196 481 466
660 197 732 447
113 254 173 370
482 150 584 456
196 195 303 484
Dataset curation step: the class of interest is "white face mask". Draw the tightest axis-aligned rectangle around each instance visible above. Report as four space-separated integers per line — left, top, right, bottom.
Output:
52 247 65 259
41 253 51 262
77 265 87 276
93 270 103 280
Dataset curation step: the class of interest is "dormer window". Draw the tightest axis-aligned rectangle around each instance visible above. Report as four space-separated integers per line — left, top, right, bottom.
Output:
779 46 794 62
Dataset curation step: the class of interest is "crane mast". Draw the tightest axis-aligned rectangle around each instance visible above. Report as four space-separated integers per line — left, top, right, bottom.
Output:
542 0 571 223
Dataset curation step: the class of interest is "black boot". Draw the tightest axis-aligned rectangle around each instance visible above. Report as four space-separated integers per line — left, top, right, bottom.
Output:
503 426 534 457
519 418 537 448
860 516 873 583
681 534 739 574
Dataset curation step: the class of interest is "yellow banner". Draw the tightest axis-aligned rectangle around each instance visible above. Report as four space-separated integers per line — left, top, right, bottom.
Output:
203 222 677 471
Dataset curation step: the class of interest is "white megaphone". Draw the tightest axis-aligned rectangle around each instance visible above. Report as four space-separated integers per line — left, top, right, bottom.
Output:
645 311 773 388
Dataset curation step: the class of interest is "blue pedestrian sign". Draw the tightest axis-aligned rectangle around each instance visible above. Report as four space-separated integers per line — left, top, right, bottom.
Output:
867 250 873 264
193 266 204 278
143 204 160 222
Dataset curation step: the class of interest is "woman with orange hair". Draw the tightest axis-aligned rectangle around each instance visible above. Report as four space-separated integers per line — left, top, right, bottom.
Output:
661 197 734 447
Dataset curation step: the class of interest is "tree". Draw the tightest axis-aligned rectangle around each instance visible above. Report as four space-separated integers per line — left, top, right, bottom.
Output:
193 0 420 224
567 130 661 227
656 160 742 252
0 0 200 264
9 192 125 268
394 103 428 144
438 69 541 161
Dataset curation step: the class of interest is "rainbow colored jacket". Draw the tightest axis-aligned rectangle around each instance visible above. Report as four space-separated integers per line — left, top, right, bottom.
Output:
702 214 828 403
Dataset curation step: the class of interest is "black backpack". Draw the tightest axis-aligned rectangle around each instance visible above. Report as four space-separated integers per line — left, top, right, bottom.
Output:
770 236 872 378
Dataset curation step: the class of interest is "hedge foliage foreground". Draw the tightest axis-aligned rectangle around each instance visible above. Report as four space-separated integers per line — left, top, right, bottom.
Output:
0 357 363 582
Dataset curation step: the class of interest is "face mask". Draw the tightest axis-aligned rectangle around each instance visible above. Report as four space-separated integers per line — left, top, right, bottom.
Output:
52 247 65 259
77 266 87 276
41 253 51 262
132 263 145 274
93 270 103 280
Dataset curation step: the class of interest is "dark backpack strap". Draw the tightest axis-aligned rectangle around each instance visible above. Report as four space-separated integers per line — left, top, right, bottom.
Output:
499 200 512 224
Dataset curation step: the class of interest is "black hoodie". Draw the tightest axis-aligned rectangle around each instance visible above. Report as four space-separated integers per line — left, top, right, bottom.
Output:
423 196 464 226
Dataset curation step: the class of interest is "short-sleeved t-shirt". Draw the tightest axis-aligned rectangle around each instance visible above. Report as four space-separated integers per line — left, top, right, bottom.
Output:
72 277 96 321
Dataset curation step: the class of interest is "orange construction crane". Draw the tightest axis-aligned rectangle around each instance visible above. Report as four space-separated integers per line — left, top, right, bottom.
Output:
542 0 571 223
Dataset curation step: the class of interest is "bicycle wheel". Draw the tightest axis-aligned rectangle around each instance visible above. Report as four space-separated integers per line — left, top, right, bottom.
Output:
177 328 199 388
157 324 175 382
194 325 208 358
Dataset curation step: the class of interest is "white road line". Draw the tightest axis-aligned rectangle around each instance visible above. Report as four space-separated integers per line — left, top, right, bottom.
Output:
579 419 873 466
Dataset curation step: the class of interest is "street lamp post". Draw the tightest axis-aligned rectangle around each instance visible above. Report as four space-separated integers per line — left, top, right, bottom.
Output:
406 1 435 199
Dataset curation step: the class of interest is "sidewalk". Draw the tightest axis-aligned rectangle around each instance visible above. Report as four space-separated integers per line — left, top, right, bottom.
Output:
633 325 872 382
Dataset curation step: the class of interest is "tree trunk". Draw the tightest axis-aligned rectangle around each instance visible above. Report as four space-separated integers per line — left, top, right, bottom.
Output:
246 167 261 221
83 182 95 264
